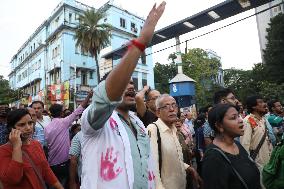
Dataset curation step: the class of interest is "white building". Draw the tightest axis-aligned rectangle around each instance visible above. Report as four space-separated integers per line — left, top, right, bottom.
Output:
8 0 154 106
255 0 284 61
206 49 224 87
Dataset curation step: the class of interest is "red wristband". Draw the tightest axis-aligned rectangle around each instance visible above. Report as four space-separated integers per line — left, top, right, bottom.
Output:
129 39 146 52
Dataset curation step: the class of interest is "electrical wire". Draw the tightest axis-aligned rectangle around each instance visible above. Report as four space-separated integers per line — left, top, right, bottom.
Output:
145 1 284 56
74 1 284 70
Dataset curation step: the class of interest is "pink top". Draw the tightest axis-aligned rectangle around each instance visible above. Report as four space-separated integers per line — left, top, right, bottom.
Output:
44 106 84 166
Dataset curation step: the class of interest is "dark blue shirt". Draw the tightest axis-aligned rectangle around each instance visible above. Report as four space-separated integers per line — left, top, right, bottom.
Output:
0 123 8 145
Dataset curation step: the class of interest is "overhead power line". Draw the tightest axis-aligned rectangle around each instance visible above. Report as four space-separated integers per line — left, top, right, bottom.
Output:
145 1 284 57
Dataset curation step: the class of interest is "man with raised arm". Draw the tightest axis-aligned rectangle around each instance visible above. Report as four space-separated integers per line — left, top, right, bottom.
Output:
80 2 166 189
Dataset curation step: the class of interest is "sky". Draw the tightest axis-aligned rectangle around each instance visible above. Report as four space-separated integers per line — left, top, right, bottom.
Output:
0 0 262 79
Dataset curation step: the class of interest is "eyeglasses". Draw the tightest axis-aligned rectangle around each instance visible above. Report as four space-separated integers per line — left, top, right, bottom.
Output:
158 103 178 110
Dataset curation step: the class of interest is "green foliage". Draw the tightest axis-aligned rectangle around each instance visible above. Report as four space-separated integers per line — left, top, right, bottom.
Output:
224 13 284 103
263 13 284 84
0 76 18 104
74 8 112 81
224 68 255 103
168 53 177 63
154 62 177 93
182 48 222 107
224 64 284 103
154 48 222 107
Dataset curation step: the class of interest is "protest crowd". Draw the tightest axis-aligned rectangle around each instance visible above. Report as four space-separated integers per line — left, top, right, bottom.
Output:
0 2 284 189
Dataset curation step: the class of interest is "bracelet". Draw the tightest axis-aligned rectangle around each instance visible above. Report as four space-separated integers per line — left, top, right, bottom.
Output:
128 39 146 52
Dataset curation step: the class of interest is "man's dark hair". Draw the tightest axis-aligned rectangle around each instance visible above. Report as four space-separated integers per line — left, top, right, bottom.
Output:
194 113 207 129
99 71 111 83
7 109 30 132
31 101 44 108
0 106 10 118
198 105 212 114
246 95 263 114
49 104 63 118
213 88 234 104
267 99 279 112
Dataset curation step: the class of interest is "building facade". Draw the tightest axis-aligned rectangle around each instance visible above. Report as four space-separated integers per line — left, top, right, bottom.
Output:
8 0 154 107
255 0 284 61
206 49 224 87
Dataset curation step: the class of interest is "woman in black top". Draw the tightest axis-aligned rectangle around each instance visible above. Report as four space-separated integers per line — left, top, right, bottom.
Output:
202 104 261 189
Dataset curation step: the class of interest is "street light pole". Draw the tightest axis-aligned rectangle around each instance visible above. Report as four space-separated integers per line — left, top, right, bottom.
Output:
74 64 76 109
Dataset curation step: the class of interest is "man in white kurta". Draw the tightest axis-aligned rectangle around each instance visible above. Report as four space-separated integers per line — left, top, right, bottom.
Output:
148 94 201 189
79 2 166 189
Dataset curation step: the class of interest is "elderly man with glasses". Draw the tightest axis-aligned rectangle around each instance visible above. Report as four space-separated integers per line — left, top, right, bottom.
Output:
148 94 202 189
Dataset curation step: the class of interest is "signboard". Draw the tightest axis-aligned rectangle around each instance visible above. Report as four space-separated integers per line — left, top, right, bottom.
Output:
75 85 92 103
47 81 70 108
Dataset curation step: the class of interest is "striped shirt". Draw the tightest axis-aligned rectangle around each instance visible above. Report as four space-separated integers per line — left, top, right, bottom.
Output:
45 106 84 166
69 131 83 178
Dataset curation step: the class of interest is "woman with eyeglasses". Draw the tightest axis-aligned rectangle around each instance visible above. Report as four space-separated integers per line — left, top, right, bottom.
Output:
0 109 63 189
202 104 261 189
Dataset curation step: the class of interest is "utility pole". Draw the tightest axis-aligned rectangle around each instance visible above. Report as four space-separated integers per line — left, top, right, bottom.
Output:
74 64 76 109
175 36 183 74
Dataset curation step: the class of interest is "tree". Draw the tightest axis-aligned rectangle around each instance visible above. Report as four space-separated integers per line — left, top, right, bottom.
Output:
74 8 112 82
224 64 284 103
224 68 256 103
168 53 177 63
154 62 177 93
263 13 284 84
182 48 221 107
154 48 222 107
0 75 18 104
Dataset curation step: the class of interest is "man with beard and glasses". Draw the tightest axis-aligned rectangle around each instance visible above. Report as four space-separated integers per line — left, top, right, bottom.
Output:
240 95 273 188
204 88 240 146
79 2 166 189
135 85 160 127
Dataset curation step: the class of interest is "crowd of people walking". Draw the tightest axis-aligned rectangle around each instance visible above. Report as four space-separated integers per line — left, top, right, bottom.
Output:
0 2 283 189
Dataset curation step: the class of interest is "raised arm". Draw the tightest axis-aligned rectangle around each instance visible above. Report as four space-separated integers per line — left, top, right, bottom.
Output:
135 86 149 117
105 2 166 101
83 2 166 133
63 91 93 126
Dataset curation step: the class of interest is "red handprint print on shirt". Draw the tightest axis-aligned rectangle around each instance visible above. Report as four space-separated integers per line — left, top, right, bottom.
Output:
148 171 155 181
100 147 123 181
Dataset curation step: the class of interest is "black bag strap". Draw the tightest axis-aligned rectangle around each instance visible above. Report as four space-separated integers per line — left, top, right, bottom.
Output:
36 121 45 130
152 123 162 175
250 124 268 160
22 151 47 189
210 148 249 189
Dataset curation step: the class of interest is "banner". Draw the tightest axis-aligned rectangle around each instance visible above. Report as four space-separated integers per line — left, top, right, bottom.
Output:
47 81 69 108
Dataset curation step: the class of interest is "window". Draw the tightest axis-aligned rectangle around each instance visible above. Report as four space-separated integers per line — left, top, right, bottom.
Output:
38 59 41 70
55 16 59 24
142 73 147 87
69 13 72 23
89 71 93 79
131 22 137 33
132 71 138 90
34 85 37 95
141 52 146 64
75 45 80 54
120 18 126 28
55 47 58 57
75 14 80 22
82 71 87 85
